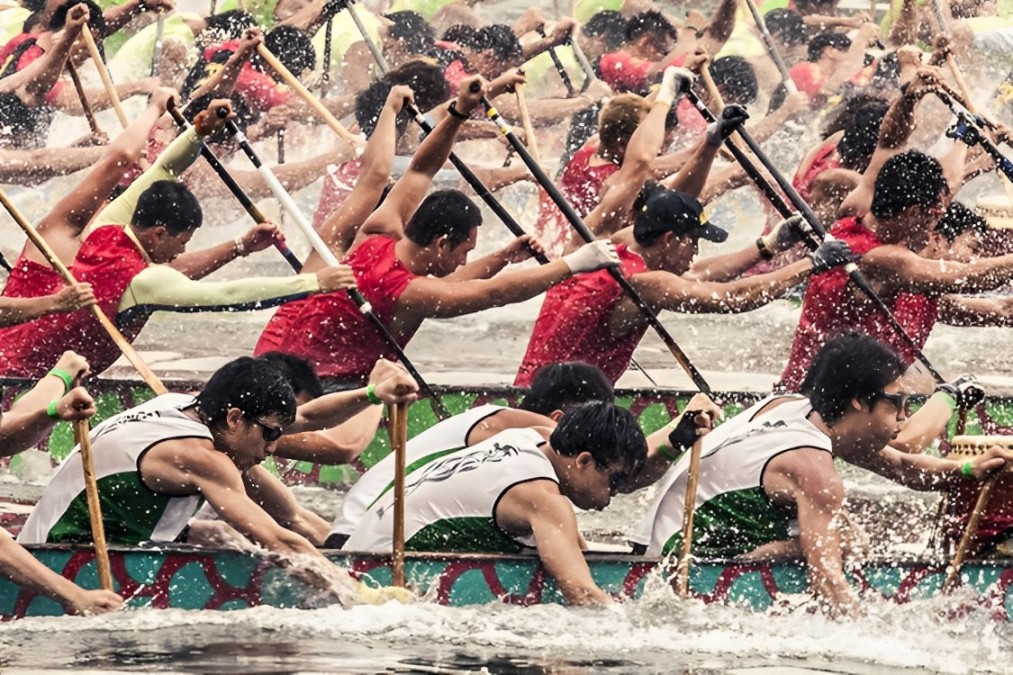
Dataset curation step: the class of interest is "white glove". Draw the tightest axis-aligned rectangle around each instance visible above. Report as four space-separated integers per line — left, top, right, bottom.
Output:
562 240 620 274
657 66 694 107
760 214 805 256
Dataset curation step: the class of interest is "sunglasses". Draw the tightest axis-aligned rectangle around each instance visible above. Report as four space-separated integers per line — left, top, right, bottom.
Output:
245 413 284 442
873 391 909 413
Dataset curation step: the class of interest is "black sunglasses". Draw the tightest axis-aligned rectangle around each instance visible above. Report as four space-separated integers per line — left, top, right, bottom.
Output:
873 391 909 412
245 413 284 442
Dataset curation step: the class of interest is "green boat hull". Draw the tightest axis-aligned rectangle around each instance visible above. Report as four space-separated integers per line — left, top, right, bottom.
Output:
2 545 1012 620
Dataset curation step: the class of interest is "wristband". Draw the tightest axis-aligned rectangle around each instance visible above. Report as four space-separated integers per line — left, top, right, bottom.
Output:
447 101 469 120
756 237 774 260
961 461 975 479
46 400 60 419
929 390 958 414
365 383 382 405
47 368 74 394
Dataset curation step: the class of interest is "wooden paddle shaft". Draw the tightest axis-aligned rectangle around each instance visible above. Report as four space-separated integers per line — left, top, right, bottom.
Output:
676 437 704 598
0 190 167 394
80 28 128 129
943 473 999 593
256 44 359 145
75 419 114 591
390 402 409 588
514 83 541 164
66 60 101 136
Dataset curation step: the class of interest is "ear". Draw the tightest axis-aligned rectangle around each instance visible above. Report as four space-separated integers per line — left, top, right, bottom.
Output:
576 451 595 468
225 407 245 431
548 409 564 422
850 397 865 412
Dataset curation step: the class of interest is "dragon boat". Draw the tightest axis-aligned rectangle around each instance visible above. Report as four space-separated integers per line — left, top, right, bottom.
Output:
3 377 1013 621
2 545 1013 620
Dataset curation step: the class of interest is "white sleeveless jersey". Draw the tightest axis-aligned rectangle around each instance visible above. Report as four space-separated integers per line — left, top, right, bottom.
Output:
329 404 506 538
342 427 556 554
19 393 211 546
630 395 832 557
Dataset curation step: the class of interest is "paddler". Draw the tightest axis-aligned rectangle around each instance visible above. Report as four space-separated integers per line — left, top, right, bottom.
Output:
17 355 417 602
631 332 1013 618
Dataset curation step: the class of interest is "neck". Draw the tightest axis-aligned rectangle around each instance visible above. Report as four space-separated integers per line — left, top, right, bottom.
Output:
394 237 432 276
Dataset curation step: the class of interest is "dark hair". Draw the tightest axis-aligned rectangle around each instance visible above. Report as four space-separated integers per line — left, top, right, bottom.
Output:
807 31 851 63
21 0 44 11
202 10 255 43
384 10 436 56
836 98 888 172
550 401 647 475
0 92 38 140
132 181 203 234
936 201 988 242
710 56 758 105
257 351 323 400
870 150 946 219
262 25 315 76
625 11 677 44
49 0 107 34
801 333 905 423
584 10 628 51
22 11 45 33
520 362 615 415
354 58 449 138
464 24 522 63
181 91 254 143
196 357 297 428
404 189 481 247
765 9 807 46
821 93 882 137
870 51 901 90
442 24 476 45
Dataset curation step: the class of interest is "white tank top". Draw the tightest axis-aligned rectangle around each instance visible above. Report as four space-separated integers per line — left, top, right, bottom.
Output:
630 395 832 557
19 393 211 545
329 404 506 538
342 427 556 554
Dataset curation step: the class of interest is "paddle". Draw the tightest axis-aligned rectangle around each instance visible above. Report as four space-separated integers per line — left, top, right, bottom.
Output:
321 16 334 96
164 102 303 272
74 418 114 591
684 88 947 384
255 43 360 145
79 28 129 129
219 117 451 420
942 473 999 593
568 29 597 92
741 0 799 96
481 93 713 394
150 12 165 78
0 189 168 394
66 60 102 137
535 25 575 97
389 401 408 588
675 437 704 597
514 79 541 164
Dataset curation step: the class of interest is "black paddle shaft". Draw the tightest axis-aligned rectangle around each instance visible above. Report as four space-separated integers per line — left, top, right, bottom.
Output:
535 25 575 97
481 96 712 394
166 104 304 273
685 89 944 384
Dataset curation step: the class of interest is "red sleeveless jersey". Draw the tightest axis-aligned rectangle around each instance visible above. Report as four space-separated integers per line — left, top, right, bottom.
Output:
253 236 416 382
534 144 619 253
780 217 939 390
0 226 149 377
1 251 62 300
515 245 647 386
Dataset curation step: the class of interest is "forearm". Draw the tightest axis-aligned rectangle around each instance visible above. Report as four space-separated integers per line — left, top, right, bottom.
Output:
665 139 720 198
686 245 762 282
189 53 247 102
409 112 467 178
0 374 66 456
464 164 529 192
102 0 143 35
168 240 242 279
0 295 62 327
288 388 380 434
889 393 953 454
0 533 82 608
700 0 738 54
879 92 921 150
443 250 510 281
428 261 572 318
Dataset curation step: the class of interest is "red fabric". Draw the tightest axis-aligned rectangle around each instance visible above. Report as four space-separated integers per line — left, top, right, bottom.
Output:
205 40 293 112
598 50 687 93
779 217 939 390
1 252 62 300
534 143 619 253
253 236 416 382
444 59 471 95
788 62 826 99
0 32 63 105
515 245 647 386
0 226 149 377
793 140 841 202
311 156 363 230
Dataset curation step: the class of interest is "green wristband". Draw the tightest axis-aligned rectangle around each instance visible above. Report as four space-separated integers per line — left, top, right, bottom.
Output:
365 383 382 405
657 444 681 463
46 368 74 394
46 400 60 419
961 461 975 479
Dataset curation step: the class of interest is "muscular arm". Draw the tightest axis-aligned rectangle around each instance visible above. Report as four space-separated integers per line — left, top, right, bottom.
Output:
273 406 383 465
938 295 1013 327
0 293 77 328
0 373 67 456
861 246 1013 295
242 464 331 545
495 479 610 605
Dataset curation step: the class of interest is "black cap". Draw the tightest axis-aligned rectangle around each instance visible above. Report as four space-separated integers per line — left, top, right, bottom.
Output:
634 186 728 244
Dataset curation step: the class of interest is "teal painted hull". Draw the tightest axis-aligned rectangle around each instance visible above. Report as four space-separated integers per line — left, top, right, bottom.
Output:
3 545 1013 620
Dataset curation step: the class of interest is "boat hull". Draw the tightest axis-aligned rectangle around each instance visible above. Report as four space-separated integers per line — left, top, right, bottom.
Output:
3 545 1013 620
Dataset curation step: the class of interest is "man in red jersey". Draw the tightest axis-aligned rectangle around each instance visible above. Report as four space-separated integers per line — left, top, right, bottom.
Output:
515 69 856 386
780 149 1013 391
0 100 357 378
254 75 620 386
